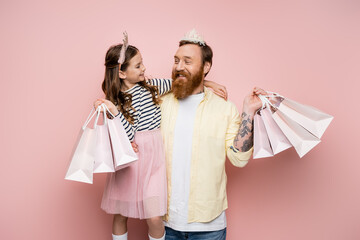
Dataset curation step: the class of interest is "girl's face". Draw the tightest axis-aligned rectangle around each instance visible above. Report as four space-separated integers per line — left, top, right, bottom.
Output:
120 51 146 89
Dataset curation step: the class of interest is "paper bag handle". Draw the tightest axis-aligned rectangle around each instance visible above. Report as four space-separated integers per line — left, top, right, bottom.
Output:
101 104 116 118
258 94 278 111
82 107 100 130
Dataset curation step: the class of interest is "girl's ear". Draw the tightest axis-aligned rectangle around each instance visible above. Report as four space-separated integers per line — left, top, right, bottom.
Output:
119 70 126 79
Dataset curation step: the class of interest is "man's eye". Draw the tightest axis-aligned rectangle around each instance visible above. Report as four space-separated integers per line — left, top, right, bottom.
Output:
185 61 191 64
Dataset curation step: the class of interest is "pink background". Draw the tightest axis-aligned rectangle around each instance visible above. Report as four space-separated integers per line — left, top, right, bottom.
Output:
1 0 359 239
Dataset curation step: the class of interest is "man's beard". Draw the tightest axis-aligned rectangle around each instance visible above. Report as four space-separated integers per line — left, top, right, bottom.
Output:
171 68 204 99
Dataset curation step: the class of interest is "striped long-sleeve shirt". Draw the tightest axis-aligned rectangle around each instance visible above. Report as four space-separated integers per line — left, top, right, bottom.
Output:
118 78 172 141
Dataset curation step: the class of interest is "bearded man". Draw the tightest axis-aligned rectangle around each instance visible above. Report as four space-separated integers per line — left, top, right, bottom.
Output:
159 30 266 240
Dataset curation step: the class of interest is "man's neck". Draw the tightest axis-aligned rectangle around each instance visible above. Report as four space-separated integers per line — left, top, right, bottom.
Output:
191 81 205 95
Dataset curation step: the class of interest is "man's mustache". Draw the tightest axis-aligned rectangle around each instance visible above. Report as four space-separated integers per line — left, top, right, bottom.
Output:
173 71 190 79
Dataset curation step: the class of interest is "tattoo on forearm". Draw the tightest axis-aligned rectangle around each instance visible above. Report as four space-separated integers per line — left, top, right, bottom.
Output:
241 135 254 152
234 112 254 152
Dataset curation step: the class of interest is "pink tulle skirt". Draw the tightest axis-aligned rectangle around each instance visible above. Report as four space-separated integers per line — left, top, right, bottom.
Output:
101 128 167 219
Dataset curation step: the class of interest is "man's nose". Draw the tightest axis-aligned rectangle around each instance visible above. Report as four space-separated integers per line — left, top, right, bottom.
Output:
175 61 185 71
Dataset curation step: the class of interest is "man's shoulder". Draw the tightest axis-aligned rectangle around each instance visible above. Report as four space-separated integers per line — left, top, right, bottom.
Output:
160 92 175 103
207 90 238 112
160 92 176 111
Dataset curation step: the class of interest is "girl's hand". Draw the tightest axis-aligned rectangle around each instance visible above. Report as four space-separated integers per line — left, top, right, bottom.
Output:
93 98 119 116
131 142 139 153
204 80 228 100
242 87 267 116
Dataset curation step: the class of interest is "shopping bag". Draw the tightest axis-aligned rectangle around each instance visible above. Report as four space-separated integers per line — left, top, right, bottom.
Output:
259 93 328 158
260 106 292 154
103 105 138 171
253 111 274 159
65 108 99 184
276 97 333 139
272 109 321 158
93 104 115 173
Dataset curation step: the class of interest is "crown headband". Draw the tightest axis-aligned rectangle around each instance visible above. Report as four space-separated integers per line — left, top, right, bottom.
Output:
180 29 206 46
118 31 129 65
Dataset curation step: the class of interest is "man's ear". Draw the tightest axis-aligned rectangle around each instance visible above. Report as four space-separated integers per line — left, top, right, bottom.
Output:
204 62 211 75
119 70 126 79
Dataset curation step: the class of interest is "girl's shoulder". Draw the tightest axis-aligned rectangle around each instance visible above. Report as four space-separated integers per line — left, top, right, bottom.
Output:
125 83 142 93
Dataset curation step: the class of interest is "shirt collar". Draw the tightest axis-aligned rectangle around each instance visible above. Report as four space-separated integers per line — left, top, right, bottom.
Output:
203 86 210 101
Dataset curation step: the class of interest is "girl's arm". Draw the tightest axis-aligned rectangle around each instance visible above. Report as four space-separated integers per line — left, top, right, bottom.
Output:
147 78 172 96
204 80 228 100
147 78 228 100
94 98 136 142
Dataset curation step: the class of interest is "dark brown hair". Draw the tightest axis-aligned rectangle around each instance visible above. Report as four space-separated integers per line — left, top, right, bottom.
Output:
179 41 213 76
102 44 160 124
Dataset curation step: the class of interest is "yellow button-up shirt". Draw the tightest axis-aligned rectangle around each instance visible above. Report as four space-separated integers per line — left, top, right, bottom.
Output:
160 87 253 223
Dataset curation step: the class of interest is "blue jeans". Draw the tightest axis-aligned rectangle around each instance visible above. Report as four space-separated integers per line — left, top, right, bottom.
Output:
165 227 226 240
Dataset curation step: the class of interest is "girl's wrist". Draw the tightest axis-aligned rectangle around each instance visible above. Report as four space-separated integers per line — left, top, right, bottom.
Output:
107 106 119 116
112 109 119 116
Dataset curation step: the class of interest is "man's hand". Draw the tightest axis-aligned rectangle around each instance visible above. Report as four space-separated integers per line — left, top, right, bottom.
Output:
242 87 267 116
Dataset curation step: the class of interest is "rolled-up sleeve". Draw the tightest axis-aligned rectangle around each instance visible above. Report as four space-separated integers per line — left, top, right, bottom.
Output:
225 103 253 167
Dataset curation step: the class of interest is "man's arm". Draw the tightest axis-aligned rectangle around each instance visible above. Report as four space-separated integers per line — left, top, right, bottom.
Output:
233 87 266 152
233 111 254 152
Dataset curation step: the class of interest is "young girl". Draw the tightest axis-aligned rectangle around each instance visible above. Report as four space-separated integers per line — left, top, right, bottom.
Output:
94 34 227 240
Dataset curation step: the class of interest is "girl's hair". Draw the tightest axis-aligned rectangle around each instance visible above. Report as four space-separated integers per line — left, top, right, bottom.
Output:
102 44 161 124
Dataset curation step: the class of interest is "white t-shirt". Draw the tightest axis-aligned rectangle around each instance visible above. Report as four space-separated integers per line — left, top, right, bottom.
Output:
164 93 227 232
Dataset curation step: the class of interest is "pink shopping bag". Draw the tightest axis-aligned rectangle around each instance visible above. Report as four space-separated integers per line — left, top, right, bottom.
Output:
93 104 115 173
260 106 292 155
260 93 326 158
272 109 321 158
65 108 98 184
253 111 274 159
103 105 138 171
277 97 333 139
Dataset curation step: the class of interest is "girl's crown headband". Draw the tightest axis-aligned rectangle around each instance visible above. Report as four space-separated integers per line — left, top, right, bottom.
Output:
118 31 129 66
180 28 206 46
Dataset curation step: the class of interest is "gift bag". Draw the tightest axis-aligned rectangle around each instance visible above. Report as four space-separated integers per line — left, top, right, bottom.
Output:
253 111 274 159
65 108 99 184
103 105 138 171
260 106 292 154
93 104 115 173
